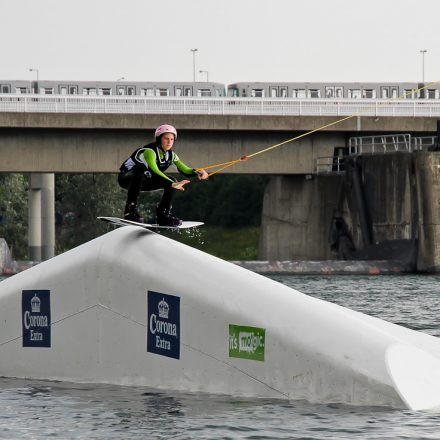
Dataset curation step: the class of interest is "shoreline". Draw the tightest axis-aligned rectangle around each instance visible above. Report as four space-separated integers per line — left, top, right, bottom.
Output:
1 259 413 277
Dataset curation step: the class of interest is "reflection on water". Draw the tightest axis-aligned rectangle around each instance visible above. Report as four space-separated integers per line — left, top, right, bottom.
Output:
0 274 439 439
272 274 440 337
2 377 440 440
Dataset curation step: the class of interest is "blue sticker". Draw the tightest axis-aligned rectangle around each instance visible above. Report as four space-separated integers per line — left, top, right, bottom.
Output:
147 291 180 359
22 290 51 348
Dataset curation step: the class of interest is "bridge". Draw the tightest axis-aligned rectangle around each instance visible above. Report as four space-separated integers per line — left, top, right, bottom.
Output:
0 95 439 174
0 95 439 268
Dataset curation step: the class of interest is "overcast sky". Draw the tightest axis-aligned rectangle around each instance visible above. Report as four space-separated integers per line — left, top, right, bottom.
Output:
1 0 439 85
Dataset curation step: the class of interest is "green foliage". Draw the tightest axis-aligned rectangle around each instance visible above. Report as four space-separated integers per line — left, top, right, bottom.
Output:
0 174 28 259
162 226 261 260
172 175 267 227
0 172 267 261
55 173 160 252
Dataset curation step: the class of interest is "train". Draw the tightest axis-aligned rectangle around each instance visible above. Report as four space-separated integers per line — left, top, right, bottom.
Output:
0 80 439 100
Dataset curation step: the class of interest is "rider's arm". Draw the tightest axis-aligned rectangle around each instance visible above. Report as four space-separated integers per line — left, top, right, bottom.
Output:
143 149 174 184
173 152 197 177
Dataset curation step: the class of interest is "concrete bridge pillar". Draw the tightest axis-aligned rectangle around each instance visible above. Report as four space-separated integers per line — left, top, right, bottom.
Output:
415 152 440 272
28 173 55 261
28 174 42 261
259 175 342 260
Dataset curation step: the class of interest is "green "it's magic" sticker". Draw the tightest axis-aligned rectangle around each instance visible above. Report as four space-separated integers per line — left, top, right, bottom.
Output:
229 324 265 362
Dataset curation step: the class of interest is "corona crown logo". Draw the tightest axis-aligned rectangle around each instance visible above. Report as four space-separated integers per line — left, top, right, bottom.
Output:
31 294 41 313
158 298 169 319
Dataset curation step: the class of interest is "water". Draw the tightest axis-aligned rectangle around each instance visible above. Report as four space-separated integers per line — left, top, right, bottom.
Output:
1 274 440 439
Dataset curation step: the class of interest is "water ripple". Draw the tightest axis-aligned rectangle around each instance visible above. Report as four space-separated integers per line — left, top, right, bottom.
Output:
0 275 439 438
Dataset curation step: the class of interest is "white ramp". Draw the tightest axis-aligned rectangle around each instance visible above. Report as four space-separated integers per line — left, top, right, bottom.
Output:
0 226 440 411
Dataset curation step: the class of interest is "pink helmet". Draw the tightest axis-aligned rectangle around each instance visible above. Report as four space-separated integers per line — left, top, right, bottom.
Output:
155 124 177 140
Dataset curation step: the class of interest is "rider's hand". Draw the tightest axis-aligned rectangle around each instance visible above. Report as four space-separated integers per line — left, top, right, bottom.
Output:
196 169 209 180
171 180 190 191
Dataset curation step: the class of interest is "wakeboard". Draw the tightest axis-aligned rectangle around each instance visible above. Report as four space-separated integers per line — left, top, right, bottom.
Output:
98 216 204 230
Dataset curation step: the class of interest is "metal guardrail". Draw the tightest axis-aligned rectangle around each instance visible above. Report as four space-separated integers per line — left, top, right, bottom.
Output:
348 134 413 155
1 94 440 117
412 136 437 150
315 156 346 174
315 133 439 174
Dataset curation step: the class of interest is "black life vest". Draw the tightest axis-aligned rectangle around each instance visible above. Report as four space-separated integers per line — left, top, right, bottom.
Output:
120 142 174 173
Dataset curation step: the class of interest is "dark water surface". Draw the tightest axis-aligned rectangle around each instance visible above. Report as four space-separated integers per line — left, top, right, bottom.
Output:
0 274 439 439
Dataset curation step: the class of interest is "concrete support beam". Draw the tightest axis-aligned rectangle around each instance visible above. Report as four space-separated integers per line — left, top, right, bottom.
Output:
259 175 342 260
28 174 42 261
0 129 346 174
41 173 55 260
0 112 438 132
28 173 55 261
415 152 440 272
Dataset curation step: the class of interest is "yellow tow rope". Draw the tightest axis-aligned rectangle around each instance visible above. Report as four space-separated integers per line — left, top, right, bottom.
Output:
195 81 440 177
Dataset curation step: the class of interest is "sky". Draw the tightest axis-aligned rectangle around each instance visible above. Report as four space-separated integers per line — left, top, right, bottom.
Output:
1 0 439 85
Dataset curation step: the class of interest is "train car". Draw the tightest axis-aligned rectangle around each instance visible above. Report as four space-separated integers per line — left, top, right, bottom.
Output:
1 79 439 99
0 80 31 94
0 80 226 97
227 82 440 99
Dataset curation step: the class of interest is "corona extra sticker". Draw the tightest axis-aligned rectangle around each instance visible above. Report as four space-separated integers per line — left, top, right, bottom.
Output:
22 290 51 348
147 291 180 359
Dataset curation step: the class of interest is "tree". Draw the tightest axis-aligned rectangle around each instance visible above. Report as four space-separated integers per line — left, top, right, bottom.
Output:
0 174 28 259
172 175 267 227
55 173 160 252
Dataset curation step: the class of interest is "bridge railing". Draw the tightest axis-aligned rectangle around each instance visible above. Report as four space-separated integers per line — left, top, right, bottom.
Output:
412 136 438 150
349 134 414 154
315 156 346 174
1 94 440 117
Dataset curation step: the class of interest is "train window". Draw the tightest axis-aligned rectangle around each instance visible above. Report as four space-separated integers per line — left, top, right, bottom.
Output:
69 86 78 95
362 89 376 98
348 89 361 99
98 88 112 95
325 87 334 98
117 87 125 95
270 87 277 98
326 87 344 98
292 89 306 98
155 88 169 97
197 89 211 97
15 87 28 94
280 87 287 98
184 87 192 96
230 88 239 97
0 85 11 93
40 88 54 95
60 86 68 95
83 88 97 95
141 88 154 97
380 87 398 99
251 89 264 97
427 89 439 99
308 89 320 98
403 89 415 99
174 87 183 97
127 87 135 96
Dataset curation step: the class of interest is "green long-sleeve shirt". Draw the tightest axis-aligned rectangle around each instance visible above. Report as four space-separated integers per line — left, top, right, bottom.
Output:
143 148 196 183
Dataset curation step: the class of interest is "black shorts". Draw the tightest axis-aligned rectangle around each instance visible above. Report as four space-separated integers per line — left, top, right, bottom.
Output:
118 169 176 192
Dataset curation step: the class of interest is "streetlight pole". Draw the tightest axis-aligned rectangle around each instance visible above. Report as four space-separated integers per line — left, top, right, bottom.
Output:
190 49 198 82
420 49 427 83
199 70 209 82
29 68 39 94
